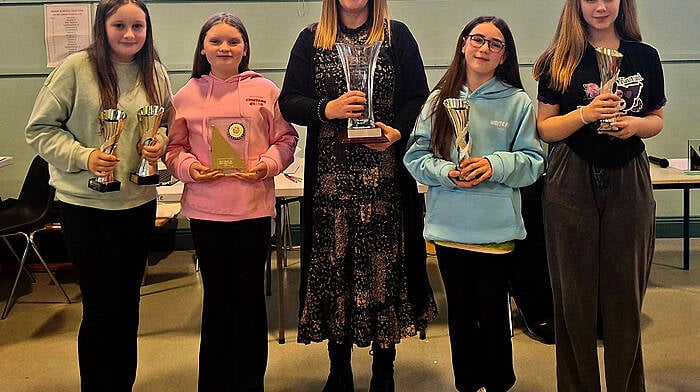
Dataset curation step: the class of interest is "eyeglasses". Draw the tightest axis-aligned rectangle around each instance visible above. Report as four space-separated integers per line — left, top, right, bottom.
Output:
465 34 506 53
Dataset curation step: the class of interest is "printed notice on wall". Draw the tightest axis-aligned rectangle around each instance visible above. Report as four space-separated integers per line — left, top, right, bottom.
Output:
44 4 92 67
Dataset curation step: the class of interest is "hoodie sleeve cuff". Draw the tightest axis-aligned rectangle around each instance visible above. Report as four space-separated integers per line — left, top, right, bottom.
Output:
438 163 459 189
259 156 279 179
484 154 503 183
155 129 169 154
74 146 95 172
178 157 198 183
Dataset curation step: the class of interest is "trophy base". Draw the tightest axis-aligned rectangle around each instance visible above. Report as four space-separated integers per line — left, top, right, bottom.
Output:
88 178 121 192
340 127 388 144
598 119 619 132
130 172 159 185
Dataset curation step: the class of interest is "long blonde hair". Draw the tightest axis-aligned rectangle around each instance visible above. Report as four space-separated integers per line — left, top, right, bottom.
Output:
533 0 641 93
313 0 390 50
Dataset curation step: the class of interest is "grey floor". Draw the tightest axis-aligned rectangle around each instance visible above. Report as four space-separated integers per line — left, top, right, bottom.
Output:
0 238 698 391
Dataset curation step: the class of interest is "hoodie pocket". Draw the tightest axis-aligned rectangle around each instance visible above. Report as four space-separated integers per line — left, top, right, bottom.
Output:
426 186 519 243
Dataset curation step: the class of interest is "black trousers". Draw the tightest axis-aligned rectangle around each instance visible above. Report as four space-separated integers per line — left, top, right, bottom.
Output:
435 245 515 392
509 178 554 324
190 217 270 392
60 200 155 392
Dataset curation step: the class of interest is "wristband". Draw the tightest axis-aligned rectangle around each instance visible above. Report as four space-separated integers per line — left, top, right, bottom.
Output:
578 106 590 125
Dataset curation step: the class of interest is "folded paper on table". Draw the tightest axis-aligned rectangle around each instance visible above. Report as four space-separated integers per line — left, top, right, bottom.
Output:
156 181 184 202
156 201 181 219
668 158 688 171
284 147 302 174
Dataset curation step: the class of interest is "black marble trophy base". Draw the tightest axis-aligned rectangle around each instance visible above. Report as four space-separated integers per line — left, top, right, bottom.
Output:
88 178 121 192
129 172 159 185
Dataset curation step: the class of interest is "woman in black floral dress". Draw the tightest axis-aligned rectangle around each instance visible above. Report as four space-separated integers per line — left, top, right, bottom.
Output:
280 0 437 391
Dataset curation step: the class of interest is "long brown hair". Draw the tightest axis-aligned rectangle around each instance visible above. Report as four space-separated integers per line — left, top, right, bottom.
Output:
533 0 641 93
313 0 390 50
431 16 523 159
191 12 251 78
87 0 165 110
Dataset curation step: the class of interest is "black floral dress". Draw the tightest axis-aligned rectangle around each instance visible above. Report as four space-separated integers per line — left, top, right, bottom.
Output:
296 21 437 348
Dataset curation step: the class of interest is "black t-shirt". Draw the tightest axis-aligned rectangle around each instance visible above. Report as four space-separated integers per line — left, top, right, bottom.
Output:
538 41 667 168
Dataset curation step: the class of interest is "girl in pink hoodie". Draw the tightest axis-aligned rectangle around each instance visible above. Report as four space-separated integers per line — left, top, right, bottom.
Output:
165 12 297 391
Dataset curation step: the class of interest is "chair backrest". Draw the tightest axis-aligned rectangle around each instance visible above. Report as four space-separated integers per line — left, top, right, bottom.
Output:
14 155 55 228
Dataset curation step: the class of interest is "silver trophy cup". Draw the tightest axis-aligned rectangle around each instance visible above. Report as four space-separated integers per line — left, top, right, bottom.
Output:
130 105 165 185
443 98 471 165
88 109 126 192
335 41 386 143
595 47 623 131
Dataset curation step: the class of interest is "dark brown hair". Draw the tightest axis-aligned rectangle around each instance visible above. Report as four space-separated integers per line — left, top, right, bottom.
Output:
191 12 251 78
431 16 523 158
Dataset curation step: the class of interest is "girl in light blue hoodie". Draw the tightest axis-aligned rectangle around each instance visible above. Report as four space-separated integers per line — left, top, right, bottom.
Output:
404 16 545 392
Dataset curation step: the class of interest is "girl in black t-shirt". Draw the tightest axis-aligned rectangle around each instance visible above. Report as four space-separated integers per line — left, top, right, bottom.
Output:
533 0 666 390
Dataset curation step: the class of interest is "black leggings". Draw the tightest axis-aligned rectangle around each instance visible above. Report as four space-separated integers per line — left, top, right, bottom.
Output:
435 245 515 392
60 200 155 392
190 217 271 392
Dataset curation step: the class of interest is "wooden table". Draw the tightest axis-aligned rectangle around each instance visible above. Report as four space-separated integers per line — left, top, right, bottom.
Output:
650 164 700 270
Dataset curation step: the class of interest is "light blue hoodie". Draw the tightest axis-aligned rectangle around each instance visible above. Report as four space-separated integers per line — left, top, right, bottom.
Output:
404 78 545 245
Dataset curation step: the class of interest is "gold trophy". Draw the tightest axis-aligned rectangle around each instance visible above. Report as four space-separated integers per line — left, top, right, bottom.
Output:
130 105 165 185
335 41 387 143
210 119 247 173
595 47 624 131
88 109 126 192
443 98 471 170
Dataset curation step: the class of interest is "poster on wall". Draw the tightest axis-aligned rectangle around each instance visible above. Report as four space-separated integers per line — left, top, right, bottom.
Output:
44 4 92 67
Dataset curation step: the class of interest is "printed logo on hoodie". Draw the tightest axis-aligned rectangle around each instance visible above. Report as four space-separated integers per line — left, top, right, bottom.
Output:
246 96 267 106
490 120 509 129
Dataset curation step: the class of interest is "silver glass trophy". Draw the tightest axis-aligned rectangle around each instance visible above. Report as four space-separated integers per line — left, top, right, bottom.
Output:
443 98 471 167
88 109 126 192
130 105 165 185
335 41 387 143
595 47 624 131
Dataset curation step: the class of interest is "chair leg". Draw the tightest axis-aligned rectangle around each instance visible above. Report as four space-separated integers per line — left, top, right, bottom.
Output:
2 233 31 319
29 231 71 303
3 236 36 283
275 206 285 344
281 203 291 267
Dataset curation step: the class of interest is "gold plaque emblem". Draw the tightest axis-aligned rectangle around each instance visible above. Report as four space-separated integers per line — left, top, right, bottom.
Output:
228 122 245 140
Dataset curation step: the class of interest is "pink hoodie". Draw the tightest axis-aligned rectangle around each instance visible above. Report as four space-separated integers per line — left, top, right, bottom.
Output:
166 71 298 222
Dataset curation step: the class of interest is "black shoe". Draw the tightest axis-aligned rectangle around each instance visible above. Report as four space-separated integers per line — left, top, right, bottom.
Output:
322 369 354 392
369 343 395 392
323 341 354 392
522 318 555 345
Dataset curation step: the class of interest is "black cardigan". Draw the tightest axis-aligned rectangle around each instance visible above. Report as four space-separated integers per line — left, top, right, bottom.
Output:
279 20 435 324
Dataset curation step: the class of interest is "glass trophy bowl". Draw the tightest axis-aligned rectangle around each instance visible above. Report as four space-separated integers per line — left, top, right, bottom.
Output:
335 41 387 144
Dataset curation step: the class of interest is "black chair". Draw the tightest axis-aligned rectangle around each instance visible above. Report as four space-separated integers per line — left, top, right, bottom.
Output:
0 155 71 319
